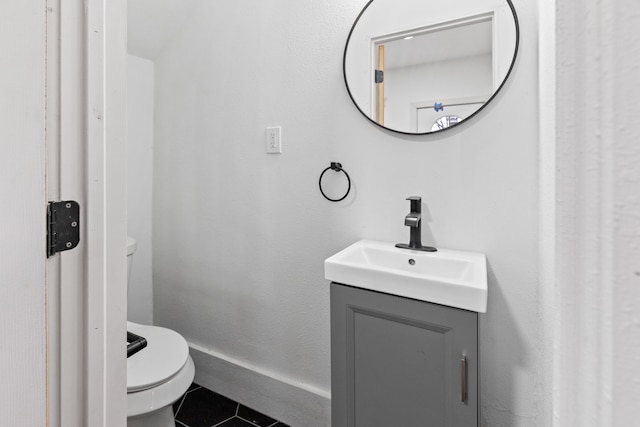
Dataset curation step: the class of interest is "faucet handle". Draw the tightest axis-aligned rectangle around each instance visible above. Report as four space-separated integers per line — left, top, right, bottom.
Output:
404 214 421 227
406 196 422 213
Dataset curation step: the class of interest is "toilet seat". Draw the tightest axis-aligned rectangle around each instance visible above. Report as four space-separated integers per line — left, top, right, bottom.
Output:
127 321 190 392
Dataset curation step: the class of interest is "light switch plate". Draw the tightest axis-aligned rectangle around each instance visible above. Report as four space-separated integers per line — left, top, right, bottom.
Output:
266 126 282 154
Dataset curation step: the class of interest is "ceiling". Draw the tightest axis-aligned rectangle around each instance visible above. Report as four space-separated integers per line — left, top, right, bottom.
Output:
383 20 493 70
128 0 204 60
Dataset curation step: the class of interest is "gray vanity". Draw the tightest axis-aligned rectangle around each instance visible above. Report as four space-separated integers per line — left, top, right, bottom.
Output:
325 240 487 427
330 283 478 426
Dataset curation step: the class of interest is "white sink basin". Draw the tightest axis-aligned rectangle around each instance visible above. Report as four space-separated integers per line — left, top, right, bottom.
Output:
324 240 487 312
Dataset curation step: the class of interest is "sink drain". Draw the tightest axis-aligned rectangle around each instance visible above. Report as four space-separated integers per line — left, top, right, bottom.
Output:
408 259 416 266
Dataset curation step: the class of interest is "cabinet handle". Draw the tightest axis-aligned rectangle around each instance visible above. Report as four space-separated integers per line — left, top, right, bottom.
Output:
461 356 468 403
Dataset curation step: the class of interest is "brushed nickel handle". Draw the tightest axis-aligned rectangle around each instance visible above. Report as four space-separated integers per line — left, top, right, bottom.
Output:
461 356 468 403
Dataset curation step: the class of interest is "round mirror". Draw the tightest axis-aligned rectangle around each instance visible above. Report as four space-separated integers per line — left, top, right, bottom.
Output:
343 0 519 135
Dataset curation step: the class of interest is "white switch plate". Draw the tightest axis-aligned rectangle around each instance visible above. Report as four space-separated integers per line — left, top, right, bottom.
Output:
266 126 282 154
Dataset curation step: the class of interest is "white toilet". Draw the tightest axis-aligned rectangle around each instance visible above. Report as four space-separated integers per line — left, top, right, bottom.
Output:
127 236 195 427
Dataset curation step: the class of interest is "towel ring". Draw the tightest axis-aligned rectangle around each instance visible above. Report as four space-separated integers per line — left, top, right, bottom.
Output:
319 162 351 202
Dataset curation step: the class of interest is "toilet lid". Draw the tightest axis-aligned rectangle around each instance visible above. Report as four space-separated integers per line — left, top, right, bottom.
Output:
127 321 190 392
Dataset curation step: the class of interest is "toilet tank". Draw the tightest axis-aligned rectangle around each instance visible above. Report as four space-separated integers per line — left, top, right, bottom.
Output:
127 236 137 289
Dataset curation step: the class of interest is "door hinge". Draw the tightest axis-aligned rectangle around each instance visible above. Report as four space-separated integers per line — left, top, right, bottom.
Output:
47 201 80 258
374 69 384 83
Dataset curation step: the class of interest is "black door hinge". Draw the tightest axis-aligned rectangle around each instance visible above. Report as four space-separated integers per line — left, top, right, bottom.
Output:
374 69 384 83
47 201 80 258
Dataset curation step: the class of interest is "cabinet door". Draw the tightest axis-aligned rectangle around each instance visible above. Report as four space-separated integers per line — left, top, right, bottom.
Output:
331 283 478 427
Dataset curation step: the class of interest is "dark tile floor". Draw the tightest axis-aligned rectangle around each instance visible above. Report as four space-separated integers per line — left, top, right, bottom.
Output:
173 383 290 427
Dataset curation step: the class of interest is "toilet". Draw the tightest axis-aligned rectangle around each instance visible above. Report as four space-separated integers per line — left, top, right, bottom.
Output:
127 236 195 427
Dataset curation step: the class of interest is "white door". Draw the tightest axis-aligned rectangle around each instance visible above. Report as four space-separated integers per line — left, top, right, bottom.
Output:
0 3 48 425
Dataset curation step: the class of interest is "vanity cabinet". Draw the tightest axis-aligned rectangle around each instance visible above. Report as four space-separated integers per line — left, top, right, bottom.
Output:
330 282 478 427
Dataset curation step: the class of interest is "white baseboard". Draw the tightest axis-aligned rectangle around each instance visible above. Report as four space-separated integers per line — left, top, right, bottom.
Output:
188 343 331 427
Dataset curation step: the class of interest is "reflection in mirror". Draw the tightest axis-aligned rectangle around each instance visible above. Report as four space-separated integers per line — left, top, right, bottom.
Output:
344 0 519 135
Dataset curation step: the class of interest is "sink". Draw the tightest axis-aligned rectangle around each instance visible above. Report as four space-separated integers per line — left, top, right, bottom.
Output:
324 240 487 312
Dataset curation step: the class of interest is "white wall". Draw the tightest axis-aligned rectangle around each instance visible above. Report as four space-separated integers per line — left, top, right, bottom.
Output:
127 54 155 324
128 0 206 60
385 54 493 131
0 2 47 424
553 0 640 425
151 0 544 426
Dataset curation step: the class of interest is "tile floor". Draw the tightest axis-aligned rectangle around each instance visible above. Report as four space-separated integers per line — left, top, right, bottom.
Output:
173 383 290 427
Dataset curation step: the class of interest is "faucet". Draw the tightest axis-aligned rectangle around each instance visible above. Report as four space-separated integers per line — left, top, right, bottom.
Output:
395 196 437 252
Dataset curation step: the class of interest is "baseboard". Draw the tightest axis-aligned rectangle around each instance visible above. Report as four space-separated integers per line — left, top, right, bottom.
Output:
189 343 331 427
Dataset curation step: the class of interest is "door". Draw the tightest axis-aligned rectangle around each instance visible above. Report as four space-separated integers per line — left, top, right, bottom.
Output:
0 3 48 425
376 44 385 125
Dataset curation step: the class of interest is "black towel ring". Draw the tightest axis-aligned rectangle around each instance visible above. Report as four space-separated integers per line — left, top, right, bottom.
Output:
319 162 351 202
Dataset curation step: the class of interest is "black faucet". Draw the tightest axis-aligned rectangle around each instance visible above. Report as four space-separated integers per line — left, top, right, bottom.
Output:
395 196 437 252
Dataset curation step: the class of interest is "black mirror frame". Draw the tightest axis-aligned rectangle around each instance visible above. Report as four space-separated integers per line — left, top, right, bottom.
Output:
343 0 520 136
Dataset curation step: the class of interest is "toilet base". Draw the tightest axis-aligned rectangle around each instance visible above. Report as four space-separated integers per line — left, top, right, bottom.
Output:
127 406 175 427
